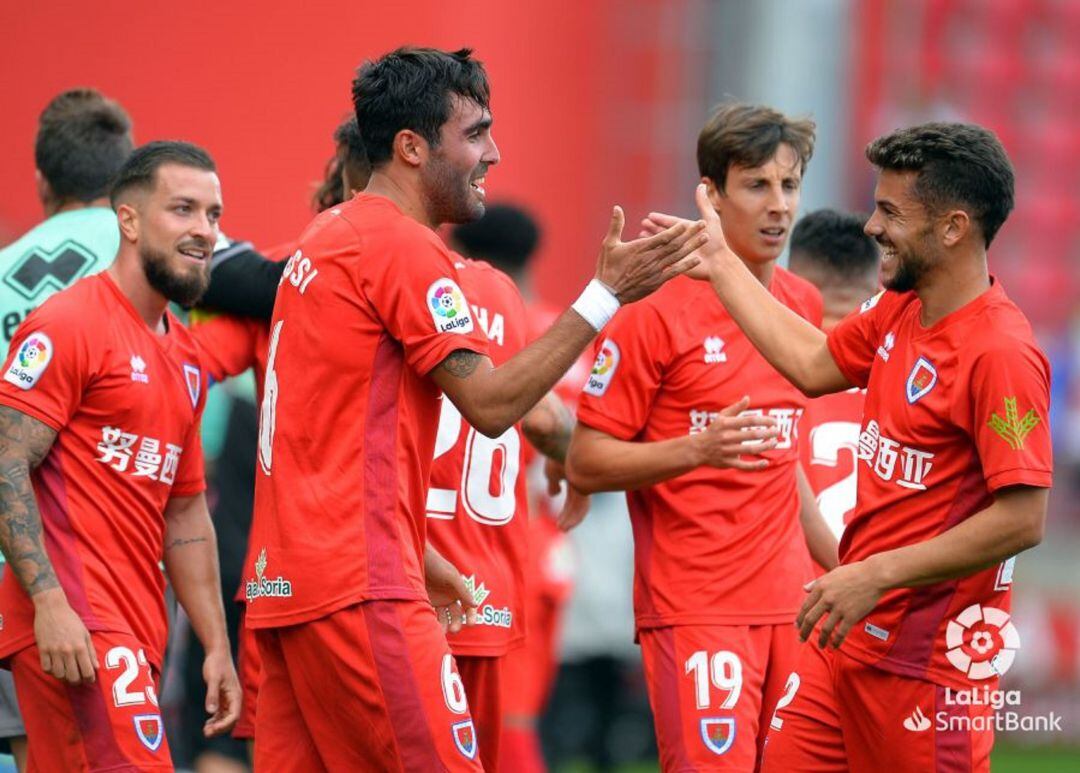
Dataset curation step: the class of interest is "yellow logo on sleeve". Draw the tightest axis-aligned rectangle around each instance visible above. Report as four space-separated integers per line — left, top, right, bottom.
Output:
988 397 1040 451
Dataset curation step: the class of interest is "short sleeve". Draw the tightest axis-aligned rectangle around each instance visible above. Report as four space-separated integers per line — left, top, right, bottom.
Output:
826 291 891 388
575 302 669 440
365 233 489 377
170 418 207 497
965 341 1052 492
189 313 260 383
0 300 95 431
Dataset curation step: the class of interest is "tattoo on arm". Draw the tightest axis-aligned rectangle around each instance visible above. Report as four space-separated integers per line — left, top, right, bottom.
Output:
439 349 483 379
165 536 209 551
0 405 59 595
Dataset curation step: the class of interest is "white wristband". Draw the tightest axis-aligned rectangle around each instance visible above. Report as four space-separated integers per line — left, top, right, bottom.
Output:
571 279 621 332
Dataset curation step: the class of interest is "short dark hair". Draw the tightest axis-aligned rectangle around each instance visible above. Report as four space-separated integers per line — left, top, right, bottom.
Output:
353 47 490 167
35 88 134 204
697 102 815 190
313 116 373 212
451 203 541 275
865 122 1014 247
789 209 879 283
110 141 216 209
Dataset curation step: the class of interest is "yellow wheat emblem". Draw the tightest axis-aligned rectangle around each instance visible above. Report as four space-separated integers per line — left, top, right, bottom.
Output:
988 397 1040 451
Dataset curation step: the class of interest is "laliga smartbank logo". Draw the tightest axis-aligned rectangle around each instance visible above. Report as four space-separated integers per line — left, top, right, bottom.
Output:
902 604 1063 734
4 332 53 390
245 548 293 603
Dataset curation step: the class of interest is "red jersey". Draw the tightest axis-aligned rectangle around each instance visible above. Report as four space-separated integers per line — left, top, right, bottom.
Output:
427 258 529 656
826 281 1052 689
576 270 822 630
189 313 270 398
800 388 866 540
0 274 206 668
245 194 489 628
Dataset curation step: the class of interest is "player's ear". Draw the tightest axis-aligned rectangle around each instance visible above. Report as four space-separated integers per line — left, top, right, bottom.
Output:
701 176 723 206
940 208 970 248
394 129 426 168
116 201 140 243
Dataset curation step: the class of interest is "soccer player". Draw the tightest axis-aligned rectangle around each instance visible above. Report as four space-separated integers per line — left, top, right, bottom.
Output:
245 46 706 771
788 209 880 542
565 102 839 771
646 123 1051 771
0 141 241 770
0 87 133 771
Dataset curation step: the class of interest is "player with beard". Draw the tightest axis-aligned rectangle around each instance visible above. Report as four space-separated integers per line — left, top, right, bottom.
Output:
645 123 1051 771
244 46 706 771
789 210 881 544
0 141 241 770
0 86 133 772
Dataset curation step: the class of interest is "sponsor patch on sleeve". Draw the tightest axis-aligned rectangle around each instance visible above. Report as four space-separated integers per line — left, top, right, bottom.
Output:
583 339 620 397
4 332 53 390
427 278 475 335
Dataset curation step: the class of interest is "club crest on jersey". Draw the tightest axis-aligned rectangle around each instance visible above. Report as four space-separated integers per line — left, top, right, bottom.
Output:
700 717 736 755
4 332 53 390
451 719 477 759
583 339 620 397
905 357 937 404
133 714 163 751
182 364 201 407
427 278 475 334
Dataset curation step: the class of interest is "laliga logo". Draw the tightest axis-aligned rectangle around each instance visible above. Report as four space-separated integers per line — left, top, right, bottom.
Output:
945 604 1020 680
430 284 465 319
592 344 616 375
18 336 49 367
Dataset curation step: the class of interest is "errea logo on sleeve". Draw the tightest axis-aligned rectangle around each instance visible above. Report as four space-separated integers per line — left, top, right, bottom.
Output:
427 278 475 334
4 332 53 390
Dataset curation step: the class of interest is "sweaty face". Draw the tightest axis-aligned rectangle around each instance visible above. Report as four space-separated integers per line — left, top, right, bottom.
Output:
864 170 938 293
420 96 499 226
708 143 803 265
135 164 221 306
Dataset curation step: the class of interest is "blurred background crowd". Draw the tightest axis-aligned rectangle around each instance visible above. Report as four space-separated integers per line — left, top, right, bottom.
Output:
2 0 1078 770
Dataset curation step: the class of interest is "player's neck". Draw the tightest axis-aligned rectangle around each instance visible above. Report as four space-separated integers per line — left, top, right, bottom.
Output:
42 196 110 218
107 256 170 334
916 256 990 327
741 257 775 287
364 172 438 230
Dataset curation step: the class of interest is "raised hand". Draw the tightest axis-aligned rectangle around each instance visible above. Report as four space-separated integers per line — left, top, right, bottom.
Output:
595 205 707 303
689 396 780 471
640 184 738 280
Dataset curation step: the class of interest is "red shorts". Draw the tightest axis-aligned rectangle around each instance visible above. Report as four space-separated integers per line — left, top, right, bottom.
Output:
253 599 483 772
761 639 994 772
232 607 260 740
11 631 170 771
638 623 800 771
456 655 502 773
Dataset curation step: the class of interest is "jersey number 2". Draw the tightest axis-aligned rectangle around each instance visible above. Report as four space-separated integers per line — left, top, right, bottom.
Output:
428 397 520 525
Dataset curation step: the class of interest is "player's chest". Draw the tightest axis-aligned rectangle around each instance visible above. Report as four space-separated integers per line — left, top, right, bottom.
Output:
75 334 202 480
858 326 965 492
652 317 806 443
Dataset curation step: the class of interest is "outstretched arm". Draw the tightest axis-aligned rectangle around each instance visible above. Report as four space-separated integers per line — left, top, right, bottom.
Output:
0 405 98 686
163 493 240 737
643 185 850 397
432 210 707 437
